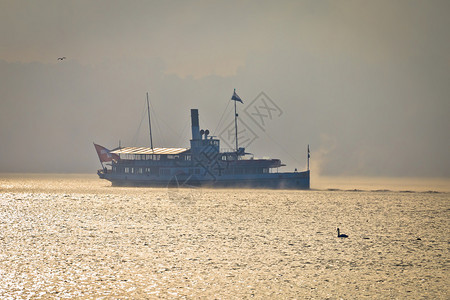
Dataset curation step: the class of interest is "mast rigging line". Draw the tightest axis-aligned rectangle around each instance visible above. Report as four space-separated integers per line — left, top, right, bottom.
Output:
147 97 187 147
131 94 167 147
213 98 232 136
174 118 191 148
261 129 303 166
147 98 167 147
147 92 154 149
131 100 148 147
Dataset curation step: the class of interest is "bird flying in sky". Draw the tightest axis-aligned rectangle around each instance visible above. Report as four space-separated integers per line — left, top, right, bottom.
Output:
57 57 66 60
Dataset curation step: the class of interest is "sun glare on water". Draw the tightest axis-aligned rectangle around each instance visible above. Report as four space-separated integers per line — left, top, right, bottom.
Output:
0 174 448 298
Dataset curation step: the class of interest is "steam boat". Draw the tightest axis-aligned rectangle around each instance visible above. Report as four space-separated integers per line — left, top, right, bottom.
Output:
95 91 310 189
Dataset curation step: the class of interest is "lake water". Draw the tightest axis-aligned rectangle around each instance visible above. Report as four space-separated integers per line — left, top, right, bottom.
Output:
0 174 448 299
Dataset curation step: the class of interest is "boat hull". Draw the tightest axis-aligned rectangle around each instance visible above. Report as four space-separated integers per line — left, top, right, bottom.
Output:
98 170 310 190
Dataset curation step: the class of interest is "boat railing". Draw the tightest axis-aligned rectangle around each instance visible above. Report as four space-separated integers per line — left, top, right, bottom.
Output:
220 148 237 153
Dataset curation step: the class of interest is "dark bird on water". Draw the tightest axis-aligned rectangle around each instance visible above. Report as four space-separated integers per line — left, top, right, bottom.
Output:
57 57 66 60
337 228 348 238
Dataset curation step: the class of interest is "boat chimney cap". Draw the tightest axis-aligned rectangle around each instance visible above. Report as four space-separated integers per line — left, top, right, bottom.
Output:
190 109 199 127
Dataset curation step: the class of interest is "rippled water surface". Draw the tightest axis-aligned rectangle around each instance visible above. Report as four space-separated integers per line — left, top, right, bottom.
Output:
0 174 449 299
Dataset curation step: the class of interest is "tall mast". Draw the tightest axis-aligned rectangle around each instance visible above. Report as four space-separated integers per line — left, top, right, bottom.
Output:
234 90 238 152
231 88 244 153
146 92 154 150
307 144 310 171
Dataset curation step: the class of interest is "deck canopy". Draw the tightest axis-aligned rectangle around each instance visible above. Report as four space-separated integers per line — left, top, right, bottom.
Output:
111 147 188 155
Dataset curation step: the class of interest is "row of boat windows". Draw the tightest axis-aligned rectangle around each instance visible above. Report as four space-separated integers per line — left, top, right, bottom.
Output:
121 167 159 175
114 167 270 175
119 154 194 161
224 168 270 174
119 154 188 160
118 154 241 162
118 167 202 175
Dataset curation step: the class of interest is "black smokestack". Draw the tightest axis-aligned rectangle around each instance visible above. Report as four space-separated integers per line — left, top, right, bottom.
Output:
191 109 200 140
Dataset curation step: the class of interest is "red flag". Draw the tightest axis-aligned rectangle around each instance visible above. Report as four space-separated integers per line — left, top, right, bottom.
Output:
94 143 119 162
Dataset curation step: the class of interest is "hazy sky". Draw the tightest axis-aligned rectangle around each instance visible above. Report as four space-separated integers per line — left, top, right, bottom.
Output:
0 0 449 177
